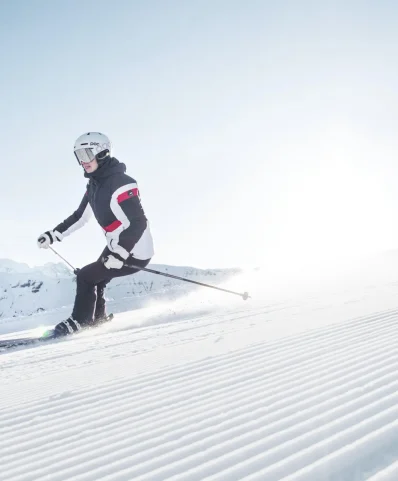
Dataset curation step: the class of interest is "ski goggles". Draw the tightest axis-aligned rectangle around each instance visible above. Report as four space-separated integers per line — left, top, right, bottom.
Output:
74 148 96 165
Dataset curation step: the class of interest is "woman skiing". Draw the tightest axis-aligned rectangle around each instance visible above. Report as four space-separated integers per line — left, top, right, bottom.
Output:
37 132 154 336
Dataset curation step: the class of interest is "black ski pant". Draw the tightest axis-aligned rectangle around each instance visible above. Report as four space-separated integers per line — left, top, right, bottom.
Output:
71 247 151 325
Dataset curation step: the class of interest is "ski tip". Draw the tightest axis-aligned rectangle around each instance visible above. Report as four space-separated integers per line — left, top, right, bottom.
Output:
40 329 55 339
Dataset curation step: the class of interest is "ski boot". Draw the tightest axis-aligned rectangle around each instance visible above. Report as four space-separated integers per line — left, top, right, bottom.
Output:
91 312 114 327
53 317 82 337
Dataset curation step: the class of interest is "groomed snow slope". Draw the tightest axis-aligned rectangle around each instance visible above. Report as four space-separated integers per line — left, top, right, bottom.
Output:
1 265 398 481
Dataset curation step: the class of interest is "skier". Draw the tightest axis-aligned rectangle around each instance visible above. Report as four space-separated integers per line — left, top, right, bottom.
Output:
37 132 154 337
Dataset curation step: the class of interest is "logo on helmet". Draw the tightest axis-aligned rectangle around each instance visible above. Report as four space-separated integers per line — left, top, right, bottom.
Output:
90 142 100 146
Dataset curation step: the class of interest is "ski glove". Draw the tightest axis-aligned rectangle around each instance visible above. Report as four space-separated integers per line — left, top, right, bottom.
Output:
37 230 63 249
103 254 124 270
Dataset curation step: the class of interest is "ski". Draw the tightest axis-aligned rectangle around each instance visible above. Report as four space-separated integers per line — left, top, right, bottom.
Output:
0 313 114 350
0 331 56 349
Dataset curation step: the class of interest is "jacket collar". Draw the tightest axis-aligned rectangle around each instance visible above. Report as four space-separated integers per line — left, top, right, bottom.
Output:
85 157 126 183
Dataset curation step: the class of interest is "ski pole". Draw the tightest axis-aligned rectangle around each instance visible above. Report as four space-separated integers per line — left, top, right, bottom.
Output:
49 247 250 300
126 263 250 300
49 247 80 274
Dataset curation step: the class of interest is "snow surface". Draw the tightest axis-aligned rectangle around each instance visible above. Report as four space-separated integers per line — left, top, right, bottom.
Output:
1 252 398 480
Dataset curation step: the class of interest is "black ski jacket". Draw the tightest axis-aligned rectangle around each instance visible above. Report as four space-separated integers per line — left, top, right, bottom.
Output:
54 158 154 261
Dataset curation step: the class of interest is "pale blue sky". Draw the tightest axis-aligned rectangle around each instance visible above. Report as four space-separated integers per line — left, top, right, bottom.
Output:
1 0 398 270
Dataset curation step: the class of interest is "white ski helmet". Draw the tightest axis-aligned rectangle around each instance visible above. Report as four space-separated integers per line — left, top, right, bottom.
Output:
74 132 112 165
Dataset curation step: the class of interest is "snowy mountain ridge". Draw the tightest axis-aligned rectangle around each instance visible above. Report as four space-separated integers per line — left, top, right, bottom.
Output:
0 258 240 319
